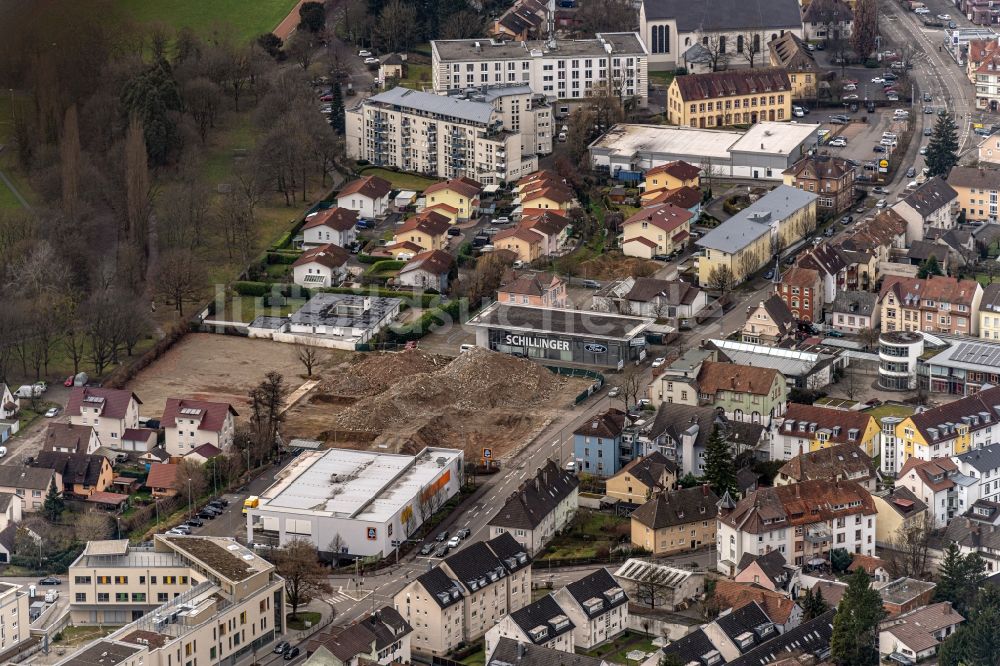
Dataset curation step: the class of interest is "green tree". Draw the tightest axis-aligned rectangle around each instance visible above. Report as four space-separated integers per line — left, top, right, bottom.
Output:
936 543 988 615
43 478 64 521
830 569 886 666
329 83 346 134
830 547 852 573
702 425 738 498
298 1 326 32
926 112 959 178
257 33 284 59
803 586 830 620
939 585 1000 666
120 58 183 166
918 255 943 278
677 472 701 488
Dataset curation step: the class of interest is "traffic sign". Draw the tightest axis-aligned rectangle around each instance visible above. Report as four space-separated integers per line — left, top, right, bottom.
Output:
878 159 889 168
483 448 492 459
367 527 377 540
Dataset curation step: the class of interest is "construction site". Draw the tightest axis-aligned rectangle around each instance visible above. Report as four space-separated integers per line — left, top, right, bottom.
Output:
282 347 592 460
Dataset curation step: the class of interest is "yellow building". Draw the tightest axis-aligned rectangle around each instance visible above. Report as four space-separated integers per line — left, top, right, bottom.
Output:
606 452 677 504
667 68 792 129
629 486 719 556
873 487 928 547
643 160 701 195
947 165 1000 223
621 204 693 258
423 176 482 222
492 227 544 263
981 283 1000 340
768 33 820 100
774 404 881 459
393 211 451 251
696 185 817 288
892 386 1000 467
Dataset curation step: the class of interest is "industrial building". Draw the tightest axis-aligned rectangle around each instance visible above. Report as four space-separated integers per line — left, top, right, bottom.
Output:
588 122 820 182
467 303 654 368
247 447 464 559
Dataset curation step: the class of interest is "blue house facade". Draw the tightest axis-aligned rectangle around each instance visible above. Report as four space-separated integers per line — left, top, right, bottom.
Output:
573 408 629 477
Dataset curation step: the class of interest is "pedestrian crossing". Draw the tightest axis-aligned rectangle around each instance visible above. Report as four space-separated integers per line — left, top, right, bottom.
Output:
325 587 372 605
325 591 353 605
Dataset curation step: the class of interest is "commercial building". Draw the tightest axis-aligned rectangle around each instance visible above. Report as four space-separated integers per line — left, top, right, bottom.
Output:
58 535 284 665
345 87 543 185
667 68 793 128
717 479 878 574
393 533 532 656
488 459 579 555
706 338 842 391
247 447 464 558
590 122 820 181
466 303 653 368
639 0 803 70
430 34 649 109
629 485 720 555
696 185 818 287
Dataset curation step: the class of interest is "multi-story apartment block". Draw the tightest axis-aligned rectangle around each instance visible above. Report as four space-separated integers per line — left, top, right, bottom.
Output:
830 290 879 335
552 569 629 650
898 457 974 528
58 535 284 666
952 442 1000 505
773 266 822 323
0 582 29 654
306 607 413 665
947 165 1000 223
161 398 237 457
979 282 1000 340
783 154 856 215
346 87 542 184
572 408 629 477
659 360 787 426
772 403 881 459
943 498 1000 572
890 177 958 242
973 46 1000 111
394 533 532 657
872 487 928 547
67 387 141 449
667 68 792 128
485 595 576 660
488 460 579 555
878 275 983 336
430 34 649 109
629 485 720 555
717 479 877 574
892 386 1000 475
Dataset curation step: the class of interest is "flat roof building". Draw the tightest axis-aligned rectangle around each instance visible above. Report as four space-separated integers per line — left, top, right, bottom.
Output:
248 446 464 558
467 302 653 368
589 122 819 181
249 293 403 350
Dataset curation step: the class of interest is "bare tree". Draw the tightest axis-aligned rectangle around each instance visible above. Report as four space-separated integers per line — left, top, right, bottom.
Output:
176 458 208 510
75 512 114 542
124 115 153 271
618 364 644 409
575 0 636 35
885 514 934 579
851 0 878 62
697 33 732 72
858 327 880 351
374 0 418 54
184 77 224 143
155 249 208 317
60 104 82 217
296 343 319 377
706 265 736 293
738 32 763 68
276 538 333 618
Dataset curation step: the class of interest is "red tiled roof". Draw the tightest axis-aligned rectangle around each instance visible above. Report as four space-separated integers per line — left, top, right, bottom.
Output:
397 210 451 237
697 361 780 397
187 443 223 459
522 184 574 205
67 387 141 420
424 177 482 198
302 207 358 231
899 456 959 493
780 403 875 447
400 249 454 276
495 227 544 244
425 203 459 214
145 463 178 490
879 275 982 309
847 553 887 575
162 398 237 433
383 241 424 254
713 581 798 624
647 185 702 209
624 203 693 235
672 230 689 243
780 266 820 289
673 68 791 102
87 491 129 506
646 160 701 181
293 244 350 270
624 237 658 248
721 479 876 534
338 175 392 200
123 428 156 443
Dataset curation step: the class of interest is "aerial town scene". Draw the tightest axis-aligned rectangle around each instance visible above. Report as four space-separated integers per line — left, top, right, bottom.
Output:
1 0 1000 664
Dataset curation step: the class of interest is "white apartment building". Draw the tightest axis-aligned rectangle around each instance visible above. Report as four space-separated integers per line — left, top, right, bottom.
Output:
431 34 649 111
58 535 284 666
67 387 141 449
346 86 543 185
484 595 576 662
717 479 877 575
552 569 629 649
953 442 1000 505
394 533 532 657
161 398 237 457
0 582 30 655
487 459 579 555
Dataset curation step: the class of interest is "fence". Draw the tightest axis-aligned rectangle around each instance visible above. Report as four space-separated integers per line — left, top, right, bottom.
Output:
545 366 605 404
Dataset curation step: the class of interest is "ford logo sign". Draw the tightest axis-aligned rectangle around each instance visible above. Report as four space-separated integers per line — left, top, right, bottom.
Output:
584 343 608 353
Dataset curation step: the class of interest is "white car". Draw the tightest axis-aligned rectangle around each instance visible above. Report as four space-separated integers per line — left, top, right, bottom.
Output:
914 7 930 14
44 407 59 418
358 50 372 57
447 536 461 548
871 77 885 84
937 13 950 19
920 146 928 155
0 446 6 458
607 386 620 397
828 138 847 147
364 57 379 65
844 83 857 91
876 199 887 209
651 357 666 368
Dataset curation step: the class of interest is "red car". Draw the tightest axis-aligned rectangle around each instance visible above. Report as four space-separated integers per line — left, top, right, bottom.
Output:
63 375 74 387
319 94 333 102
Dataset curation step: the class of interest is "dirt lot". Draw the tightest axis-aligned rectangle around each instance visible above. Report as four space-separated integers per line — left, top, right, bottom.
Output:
126 333 348 418
283 347 591 460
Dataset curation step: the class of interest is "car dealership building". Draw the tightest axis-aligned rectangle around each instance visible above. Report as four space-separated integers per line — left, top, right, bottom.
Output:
467 303 654 368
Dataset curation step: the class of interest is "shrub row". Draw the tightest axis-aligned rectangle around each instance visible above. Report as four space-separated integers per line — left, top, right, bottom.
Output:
266 251 300 265
387 298 466 342
104 323 190 390
368 259 405 273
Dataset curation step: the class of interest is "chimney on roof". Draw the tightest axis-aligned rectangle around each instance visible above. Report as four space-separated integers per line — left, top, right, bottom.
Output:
795 484 800 498
702 483 709 496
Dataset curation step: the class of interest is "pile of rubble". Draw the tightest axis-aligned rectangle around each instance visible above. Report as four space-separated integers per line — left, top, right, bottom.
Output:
332 347 566 433
324 350 446 398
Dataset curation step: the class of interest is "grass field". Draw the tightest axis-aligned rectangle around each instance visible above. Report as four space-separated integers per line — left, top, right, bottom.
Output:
359 166 438 191
397 64 432 90
864 403 916 420
0 179 21 210
115 0 300 42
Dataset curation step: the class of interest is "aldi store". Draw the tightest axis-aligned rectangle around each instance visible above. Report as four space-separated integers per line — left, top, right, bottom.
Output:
467 303 654 368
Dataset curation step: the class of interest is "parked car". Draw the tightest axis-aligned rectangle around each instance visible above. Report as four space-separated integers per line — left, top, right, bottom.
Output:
358 50 372 57
185 518 204 528
826 330 845 338
842 215 854 225
38 577 61 586
447 536 461 548
825 227 835 237
284 647 300 661
274 641 291 655
906 167 917 178
434 545 450 557
456 528 471 539
197 510 217 520
876 199 887 209
447 227 461 236
436 530 450 542
44 407 59 418
873 145 887 153
872 186 888 194
924 127 933 136
607 386 620 397
419 543 435 556
210 498 229 507
492 216 510 225
651 357 666 368
364 57 379 65
764 269 774 280
581 279 602 289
